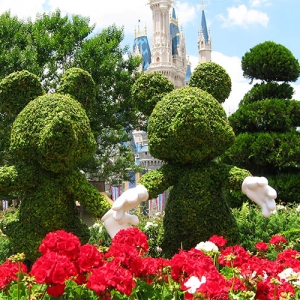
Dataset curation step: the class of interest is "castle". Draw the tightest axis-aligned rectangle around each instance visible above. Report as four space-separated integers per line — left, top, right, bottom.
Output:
132 0 211 88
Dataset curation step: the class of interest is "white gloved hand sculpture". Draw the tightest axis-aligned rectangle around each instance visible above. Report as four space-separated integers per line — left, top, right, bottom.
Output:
242 176 277 217
101 185 149 238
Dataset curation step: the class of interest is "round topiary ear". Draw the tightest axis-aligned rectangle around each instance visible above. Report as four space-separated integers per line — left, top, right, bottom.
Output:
0 70 45 116
56 68 96 109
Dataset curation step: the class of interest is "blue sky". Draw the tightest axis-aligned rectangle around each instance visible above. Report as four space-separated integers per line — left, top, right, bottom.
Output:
0 0 299 114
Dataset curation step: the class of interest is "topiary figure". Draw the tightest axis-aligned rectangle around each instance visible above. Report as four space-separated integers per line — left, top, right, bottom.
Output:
0 69 111 263
189 62 231 103
102 86 277 258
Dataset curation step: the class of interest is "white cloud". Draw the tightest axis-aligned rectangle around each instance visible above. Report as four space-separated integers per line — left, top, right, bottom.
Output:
250 0 272 7
0 0 45 20
174 1 197 27
219 4 269 28
292 82 300 101
46 0 151 35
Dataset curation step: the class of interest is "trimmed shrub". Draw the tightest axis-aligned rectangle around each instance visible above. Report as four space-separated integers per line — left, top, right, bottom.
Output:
239 82 294 106
189 62 231 103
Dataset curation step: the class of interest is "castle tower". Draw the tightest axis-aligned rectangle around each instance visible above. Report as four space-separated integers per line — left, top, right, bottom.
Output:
198 0 212 63
147 0 187 88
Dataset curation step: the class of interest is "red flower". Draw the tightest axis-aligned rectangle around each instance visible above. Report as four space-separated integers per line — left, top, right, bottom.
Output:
219 245 251 268
112 227 149 255
208 235 227 248
0 260 27 290
87 262 135 297
255 242 269 251
38 230 81 260
269 235 287 245
169 248 216 283
105 243 143 276
46 283 66 297
256 277 295 299
77 244 104 273
276 249 300 272
31 252 77 295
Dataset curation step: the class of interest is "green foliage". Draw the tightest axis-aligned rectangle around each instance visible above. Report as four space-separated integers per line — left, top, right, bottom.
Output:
88 221 112 248
241 41 300 83
222 131 300 175
0 11 142 184
232 202 300 256
239 82 294 106
229 99 300 134
147 87 235 164
189 62 232 103
137 212 165 258
268 173 300 204
0 235 13 264
132 72 174 117
225 42 300 205
57 67 96 109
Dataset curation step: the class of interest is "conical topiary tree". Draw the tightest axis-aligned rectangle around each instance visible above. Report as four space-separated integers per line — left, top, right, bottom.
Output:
222 41 300 204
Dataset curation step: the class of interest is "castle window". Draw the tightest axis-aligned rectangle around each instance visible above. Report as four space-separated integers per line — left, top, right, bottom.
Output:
156 57 160 62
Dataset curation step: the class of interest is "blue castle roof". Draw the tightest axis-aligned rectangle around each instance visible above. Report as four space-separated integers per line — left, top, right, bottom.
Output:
133 35 151 70
201 9 209 44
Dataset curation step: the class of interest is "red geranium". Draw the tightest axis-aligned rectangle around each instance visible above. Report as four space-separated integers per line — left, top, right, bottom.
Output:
105 243 143 276
0 260 27 290
112 227 149 255
77 244 104 273
255 241 269 251
209 235 227 248
38 230 81 260
31 252 78 296
269 235 287 245
219 245 251 268
87 262 135 297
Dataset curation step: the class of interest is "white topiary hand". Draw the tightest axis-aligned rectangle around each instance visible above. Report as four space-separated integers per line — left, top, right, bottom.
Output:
242 176 277 217
101 185 149 238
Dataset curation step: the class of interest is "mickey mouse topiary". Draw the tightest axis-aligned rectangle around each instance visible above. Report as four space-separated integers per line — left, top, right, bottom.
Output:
102 86 277 258
0 69 111 263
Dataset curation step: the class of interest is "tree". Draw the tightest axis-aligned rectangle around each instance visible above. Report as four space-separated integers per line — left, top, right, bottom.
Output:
0 10 142 185
241 41 300 83
189 62 232 103
222 42 300 204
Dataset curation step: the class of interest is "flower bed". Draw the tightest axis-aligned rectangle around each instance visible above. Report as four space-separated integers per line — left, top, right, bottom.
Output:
0 228 299 299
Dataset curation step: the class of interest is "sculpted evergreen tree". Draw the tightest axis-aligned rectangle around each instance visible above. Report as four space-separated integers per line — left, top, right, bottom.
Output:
0 11 142 185
222 41 300 204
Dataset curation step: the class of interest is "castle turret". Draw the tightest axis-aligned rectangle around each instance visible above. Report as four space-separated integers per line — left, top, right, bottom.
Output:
198 0 212 63
147 0 187 88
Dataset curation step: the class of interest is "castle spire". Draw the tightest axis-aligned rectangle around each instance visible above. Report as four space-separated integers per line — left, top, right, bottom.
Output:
198 0 211 64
